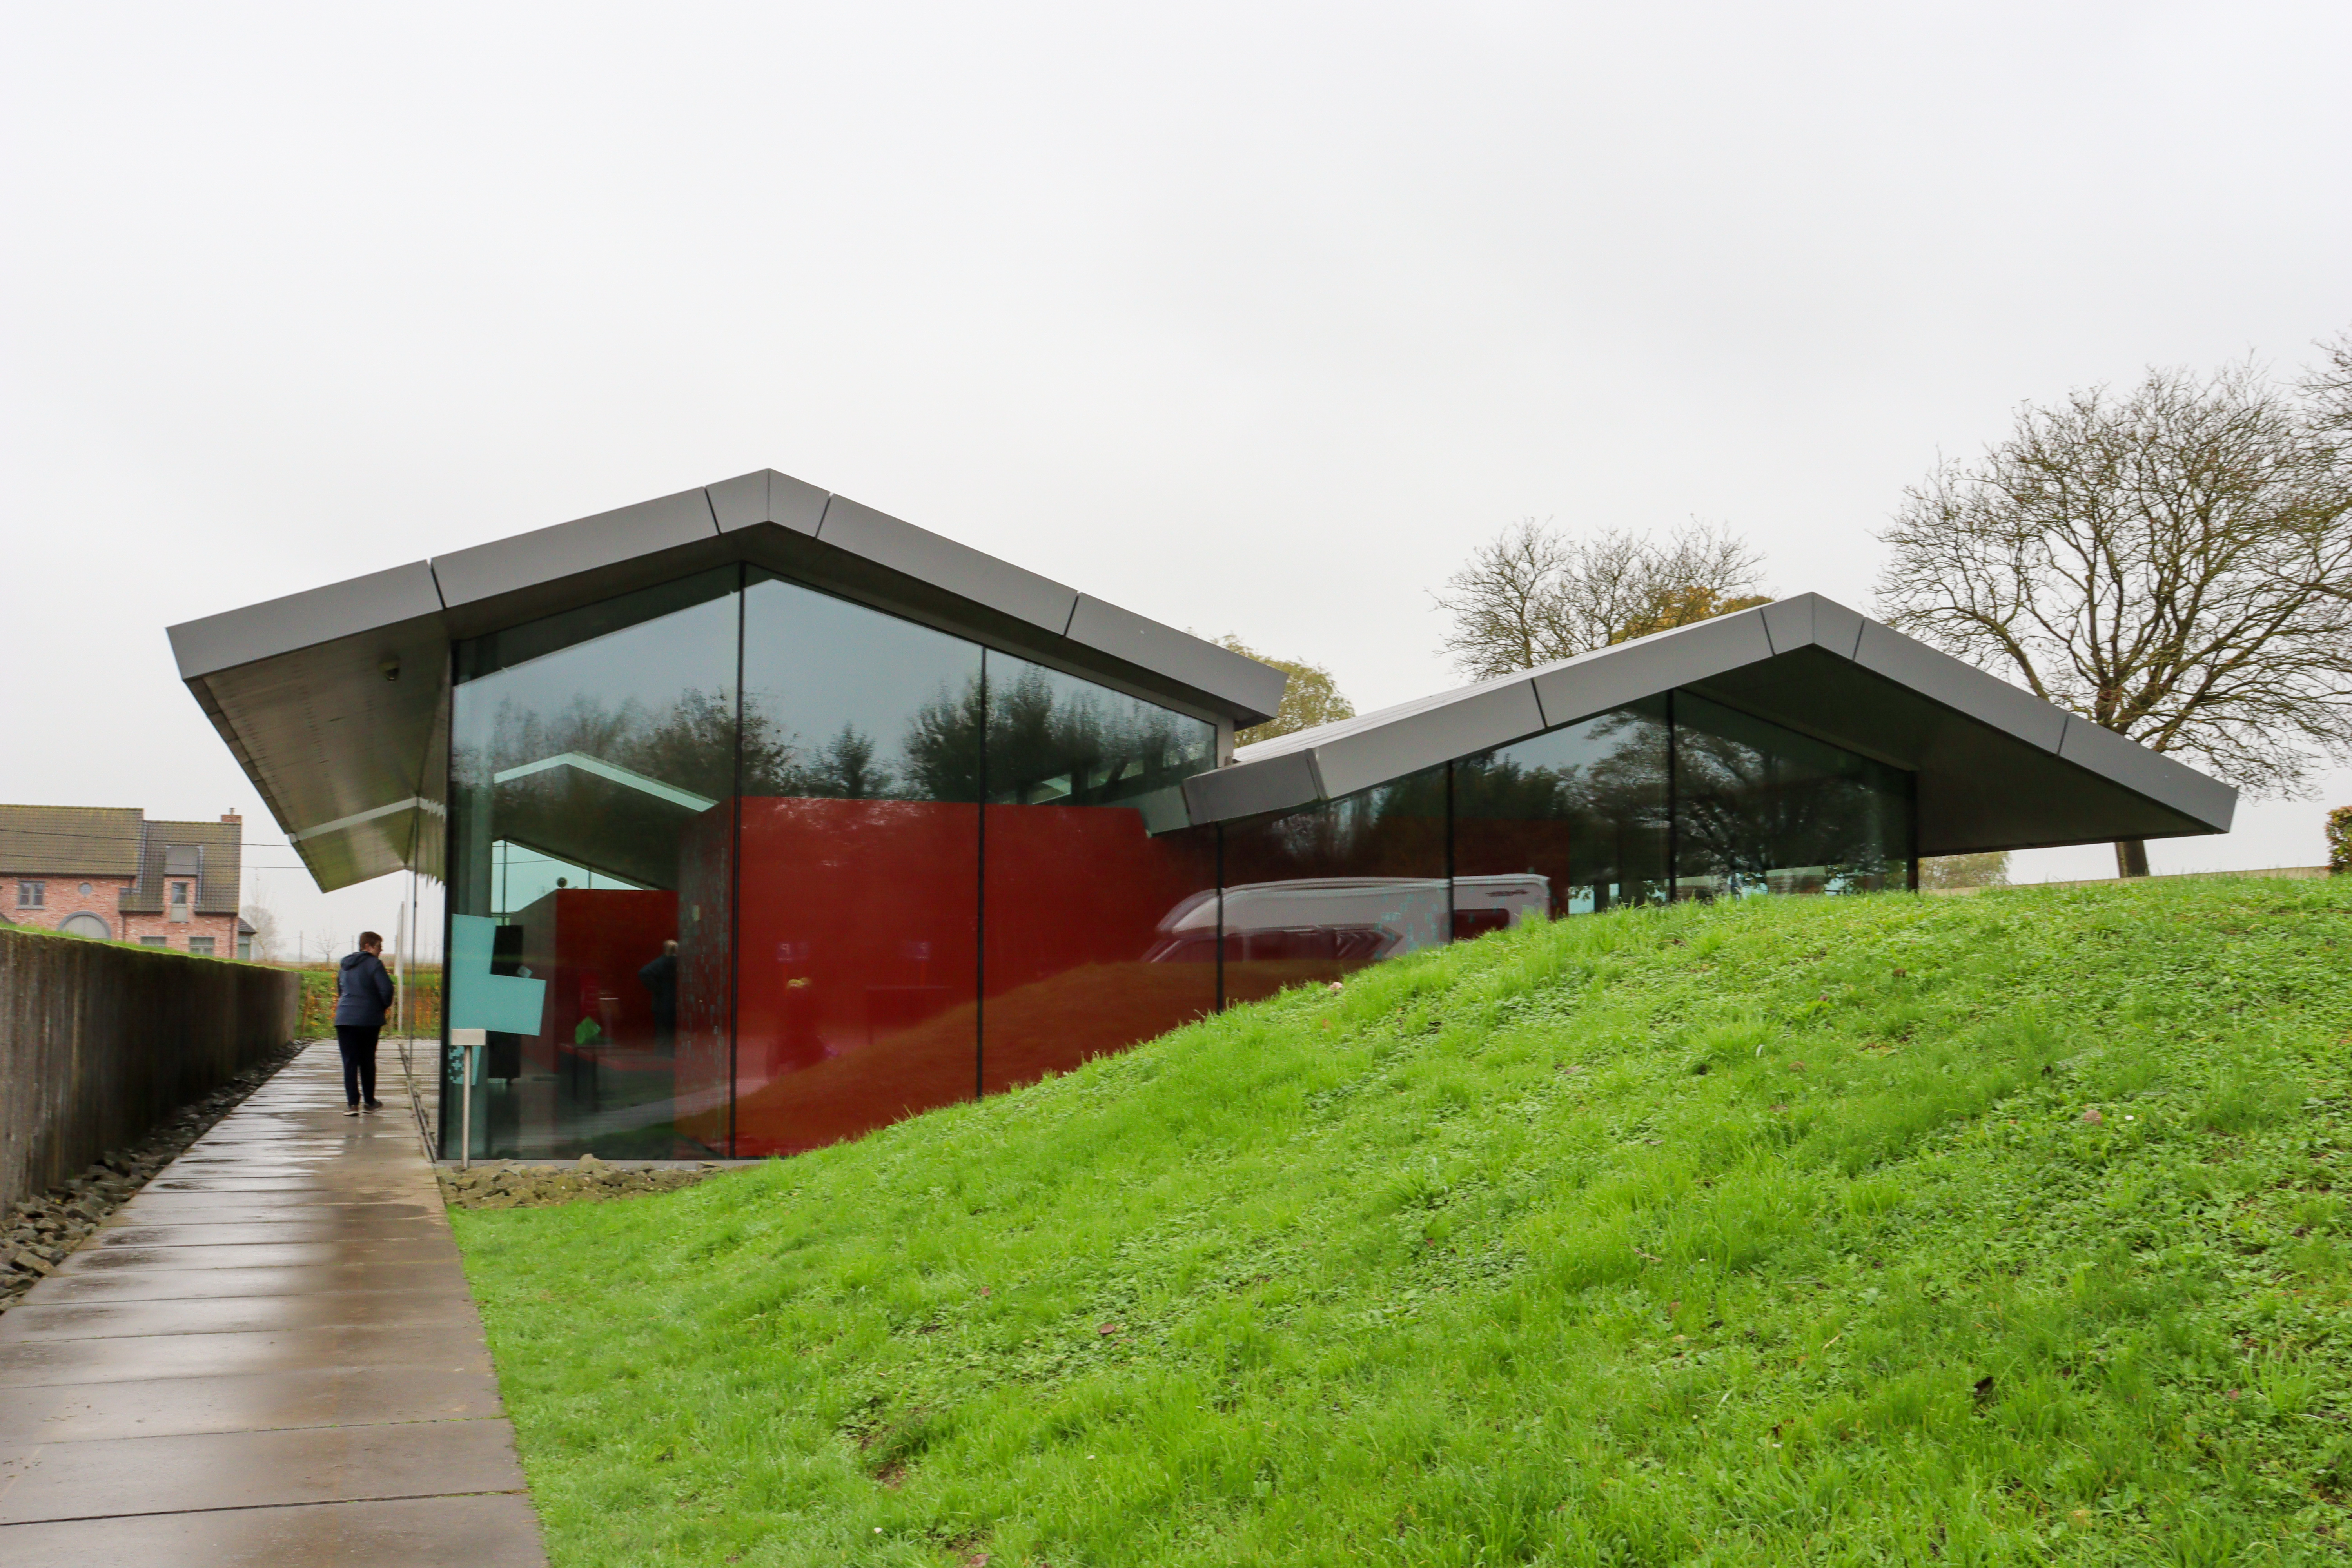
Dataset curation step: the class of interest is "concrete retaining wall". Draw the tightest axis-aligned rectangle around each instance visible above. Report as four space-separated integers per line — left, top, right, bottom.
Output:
0 927 301 1213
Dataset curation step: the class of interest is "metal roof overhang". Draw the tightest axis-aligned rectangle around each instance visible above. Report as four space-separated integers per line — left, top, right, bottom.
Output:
168 470 1289 892
1182 593 2237 857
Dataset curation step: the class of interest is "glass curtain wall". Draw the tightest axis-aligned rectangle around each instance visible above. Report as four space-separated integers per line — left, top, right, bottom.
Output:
444 569 1916 1161
1672 692 1911 897
1220 694 1912 993
447 564 1228 1160
981 655 1219 1094
1453 696 1671 923
445 570 740 1161
729 570 984 1157
1218 764 1448 1005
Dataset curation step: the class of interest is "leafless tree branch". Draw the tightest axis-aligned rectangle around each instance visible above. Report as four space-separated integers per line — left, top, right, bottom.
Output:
1875 354 2352 807
1434 518 1768 679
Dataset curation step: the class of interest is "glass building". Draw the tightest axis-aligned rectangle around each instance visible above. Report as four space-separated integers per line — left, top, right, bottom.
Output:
169 471 2239 1161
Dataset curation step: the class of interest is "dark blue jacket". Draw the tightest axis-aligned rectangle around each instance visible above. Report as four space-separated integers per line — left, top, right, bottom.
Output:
334 951 395 1028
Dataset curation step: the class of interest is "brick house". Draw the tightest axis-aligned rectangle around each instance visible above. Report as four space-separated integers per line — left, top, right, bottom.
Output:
0 805 252 958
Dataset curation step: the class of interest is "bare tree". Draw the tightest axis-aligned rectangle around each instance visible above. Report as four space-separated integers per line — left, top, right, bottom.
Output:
1877 357 2352 878
1434 519 1767 679
1217 636 1356 745
1918 851 2010 891
2306 329 2352 437
239 902 281 964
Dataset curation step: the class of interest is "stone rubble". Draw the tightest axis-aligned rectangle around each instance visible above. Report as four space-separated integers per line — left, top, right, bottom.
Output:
438 1154 728 1210
0 1038 307 1314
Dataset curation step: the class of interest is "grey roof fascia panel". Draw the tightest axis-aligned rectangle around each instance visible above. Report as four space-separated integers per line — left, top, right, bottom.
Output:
1529 608 1777 727
708 468 828 536
430 486 720 609
1065 595 1287 725
167 561 446 679
1849 620 2067 752
2054 717 2238 831
814 495 1078 635
1182 749 1323 825
1308 678 1546 799
1235 668 1537 762
704 470 769 532
1758 594 1814 655
1811 596 1866 659
1759 592 1863 660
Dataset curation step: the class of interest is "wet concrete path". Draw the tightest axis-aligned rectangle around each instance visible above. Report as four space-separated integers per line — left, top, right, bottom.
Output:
0 1041 547 1566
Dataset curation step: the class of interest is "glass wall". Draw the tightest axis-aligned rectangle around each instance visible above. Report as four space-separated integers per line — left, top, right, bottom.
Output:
1454 696 1670 925
1672 691 1911 897
981 655 1219 1094
1215 693 1911 996
443 566 1916 1160
445 570 739 1161
1217 764 1449 1005
728 570 984 1157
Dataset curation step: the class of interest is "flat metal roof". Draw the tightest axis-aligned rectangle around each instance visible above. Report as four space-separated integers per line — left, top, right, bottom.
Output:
1181 593 2237 858
169 471 1288 891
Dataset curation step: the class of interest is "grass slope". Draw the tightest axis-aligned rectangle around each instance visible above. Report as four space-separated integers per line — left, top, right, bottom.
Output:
454 878 2352 1566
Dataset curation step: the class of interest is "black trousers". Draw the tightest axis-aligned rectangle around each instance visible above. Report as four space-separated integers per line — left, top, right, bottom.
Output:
336 1025 381 1106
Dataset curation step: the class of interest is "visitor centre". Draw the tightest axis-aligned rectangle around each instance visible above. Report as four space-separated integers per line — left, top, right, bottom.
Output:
169 471 2237 1161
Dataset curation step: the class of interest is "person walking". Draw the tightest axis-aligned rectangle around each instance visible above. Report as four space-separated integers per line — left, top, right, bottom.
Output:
334 931 395 1116
638 939 679 1056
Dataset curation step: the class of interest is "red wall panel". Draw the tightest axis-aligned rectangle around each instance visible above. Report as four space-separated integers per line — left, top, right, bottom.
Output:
979 809 1216 1094
728 797 979 1156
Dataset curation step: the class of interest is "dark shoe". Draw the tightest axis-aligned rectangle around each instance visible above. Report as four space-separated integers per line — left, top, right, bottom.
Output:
343 1105 361 1117
364 1100 385 1111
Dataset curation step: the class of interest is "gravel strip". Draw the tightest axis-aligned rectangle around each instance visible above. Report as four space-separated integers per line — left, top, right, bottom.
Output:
439 1155 733 1210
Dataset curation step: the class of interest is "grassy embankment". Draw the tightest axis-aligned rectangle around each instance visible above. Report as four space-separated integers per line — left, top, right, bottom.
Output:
294 962 440 1035
452 877 2352 1565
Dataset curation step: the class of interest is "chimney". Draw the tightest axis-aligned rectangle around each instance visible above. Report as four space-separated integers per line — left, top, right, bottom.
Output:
221 813 241 824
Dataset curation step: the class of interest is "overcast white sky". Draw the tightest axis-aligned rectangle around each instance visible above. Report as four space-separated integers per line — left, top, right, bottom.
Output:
4 0 2348 953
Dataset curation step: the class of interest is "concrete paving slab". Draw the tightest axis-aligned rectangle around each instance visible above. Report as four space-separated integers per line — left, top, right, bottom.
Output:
58 1237 461 1274
0 1366 506 1444
0 1319 495 1387
0 1290 483 1343
107 1207 442 1230
0 1415 526 1523
145 1185 372 1194
103 1214 441 1235
0 1042 543 1559
0 1490 547 1567
93 1220 444 1248
32 1261 472 1304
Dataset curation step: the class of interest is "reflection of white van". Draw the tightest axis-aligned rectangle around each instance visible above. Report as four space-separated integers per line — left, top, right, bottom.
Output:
1143 875 1550 965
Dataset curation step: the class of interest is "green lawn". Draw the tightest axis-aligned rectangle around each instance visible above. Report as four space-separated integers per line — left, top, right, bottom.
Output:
452 876 2352 1566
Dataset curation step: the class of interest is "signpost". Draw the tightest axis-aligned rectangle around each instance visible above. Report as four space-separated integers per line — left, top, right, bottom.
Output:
451 1028 485 1171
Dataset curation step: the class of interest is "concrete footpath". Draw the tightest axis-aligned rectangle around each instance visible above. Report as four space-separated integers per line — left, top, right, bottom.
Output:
0 1040 547 1566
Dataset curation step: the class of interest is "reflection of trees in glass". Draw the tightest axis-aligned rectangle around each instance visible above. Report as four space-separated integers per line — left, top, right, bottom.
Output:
452 686 763 892
901 677 987 803
1673 724 1895 885
1456 710 1669 833
1235 769 1446 880
1452 708 1669 892
897 666 1212 808
985 666 1207 806
781 724 896 800
456 688 775 801
1919 851 2009 890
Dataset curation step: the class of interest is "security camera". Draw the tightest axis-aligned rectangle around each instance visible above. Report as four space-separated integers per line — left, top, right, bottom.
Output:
379 659 401 683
